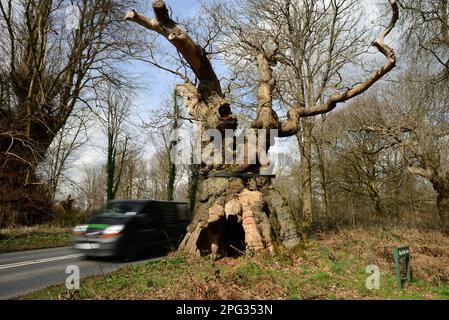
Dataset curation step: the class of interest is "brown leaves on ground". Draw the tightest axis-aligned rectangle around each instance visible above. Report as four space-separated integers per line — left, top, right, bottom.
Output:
24 226 449 300
316 227 449 283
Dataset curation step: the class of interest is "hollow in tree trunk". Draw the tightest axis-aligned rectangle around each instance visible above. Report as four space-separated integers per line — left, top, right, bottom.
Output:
180 176 301 256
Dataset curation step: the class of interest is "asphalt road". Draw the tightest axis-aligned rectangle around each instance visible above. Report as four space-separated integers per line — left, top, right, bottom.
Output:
0 246 159 300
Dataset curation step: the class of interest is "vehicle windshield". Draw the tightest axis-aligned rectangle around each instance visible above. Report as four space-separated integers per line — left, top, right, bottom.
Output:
99 201 145 217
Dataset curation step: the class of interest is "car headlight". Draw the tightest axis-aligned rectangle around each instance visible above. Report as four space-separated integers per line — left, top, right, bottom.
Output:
73 225 88 235
100 225 125 238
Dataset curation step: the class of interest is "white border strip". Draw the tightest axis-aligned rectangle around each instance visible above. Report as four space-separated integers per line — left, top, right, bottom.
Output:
0 254 83 270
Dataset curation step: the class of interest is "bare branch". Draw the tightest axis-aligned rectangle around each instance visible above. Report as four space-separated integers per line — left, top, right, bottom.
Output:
125 1 222 97
408 166 435 180
302 0 399 116
278 0 399 137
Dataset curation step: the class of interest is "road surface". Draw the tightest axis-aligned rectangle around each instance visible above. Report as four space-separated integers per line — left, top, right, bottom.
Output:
0 246 159 300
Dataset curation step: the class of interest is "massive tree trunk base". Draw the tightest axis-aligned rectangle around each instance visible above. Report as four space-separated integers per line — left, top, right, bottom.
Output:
179 177 301 257
0 127 54 227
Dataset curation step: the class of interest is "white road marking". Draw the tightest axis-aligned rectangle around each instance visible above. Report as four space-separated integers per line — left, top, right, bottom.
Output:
0 254 84 270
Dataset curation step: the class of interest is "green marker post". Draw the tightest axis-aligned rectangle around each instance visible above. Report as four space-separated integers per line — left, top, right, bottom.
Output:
393 246 412 289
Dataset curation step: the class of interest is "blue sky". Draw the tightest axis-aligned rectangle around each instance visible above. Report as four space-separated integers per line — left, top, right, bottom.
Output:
71 0 382 187
73 0 205 173
130 0 204 116
128 0 380 118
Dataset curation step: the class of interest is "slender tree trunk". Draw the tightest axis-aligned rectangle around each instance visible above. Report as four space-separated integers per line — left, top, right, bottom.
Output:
436 192 449 231
373 193 382 217
315 140 330 223
106 136 116 201
187 164 200 216
167 91 179 201
298 118 314 233
167 161 176 201
106 133 127 201
433 174 449 231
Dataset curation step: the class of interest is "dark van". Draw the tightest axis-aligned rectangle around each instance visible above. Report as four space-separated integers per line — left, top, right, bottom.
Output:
73 200 190 258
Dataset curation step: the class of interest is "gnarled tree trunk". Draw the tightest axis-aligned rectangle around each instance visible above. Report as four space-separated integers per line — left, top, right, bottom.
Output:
180 177 300 256
126 2 302 256
433 173 449 231
408 166 449 231
0 132 54 227
126 0 398 256
437 193 449 231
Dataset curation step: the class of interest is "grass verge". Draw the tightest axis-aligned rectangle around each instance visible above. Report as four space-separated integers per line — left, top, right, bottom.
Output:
0 226 72 253
22 227 449 300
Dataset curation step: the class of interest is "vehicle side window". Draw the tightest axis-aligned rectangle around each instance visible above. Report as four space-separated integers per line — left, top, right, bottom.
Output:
158 202 177 225
141 203 161 224
138 202 189 224
176 204 189 221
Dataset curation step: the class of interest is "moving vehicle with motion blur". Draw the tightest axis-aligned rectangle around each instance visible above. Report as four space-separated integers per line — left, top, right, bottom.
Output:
73 199 190 258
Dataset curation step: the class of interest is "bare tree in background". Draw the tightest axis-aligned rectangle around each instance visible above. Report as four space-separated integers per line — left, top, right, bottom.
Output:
277 0 370 231
206 0 389 232
125 0 398 256
76 163 107 214
327 99 406 217
95 84 134 201
294 93 439 228
365 72 449 230
398 0 449 81
39 109 92 202
145 90 184 201
0 0 140 225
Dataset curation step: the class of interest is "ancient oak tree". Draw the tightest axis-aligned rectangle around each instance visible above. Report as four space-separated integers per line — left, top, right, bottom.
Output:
126 0 399 256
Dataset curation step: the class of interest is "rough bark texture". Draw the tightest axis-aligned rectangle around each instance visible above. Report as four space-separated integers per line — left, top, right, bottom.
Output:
126 1 301 256
179 176 300 257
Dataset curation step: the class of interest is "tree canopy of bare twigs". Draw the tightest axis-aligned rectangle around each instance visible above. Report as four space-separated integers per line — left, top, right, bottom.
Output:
124 0 400 255
0 0 141 224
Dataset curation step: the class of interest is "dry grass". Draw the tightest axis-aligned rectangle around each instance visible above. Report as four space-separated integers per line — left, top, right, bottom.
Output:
23 226 449 300
0 225 71 253
316 227 449 283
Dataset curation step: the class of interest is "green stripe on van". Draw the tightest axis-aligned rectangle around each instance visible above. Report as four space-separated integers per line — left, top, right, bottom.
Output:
88 224 109 229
